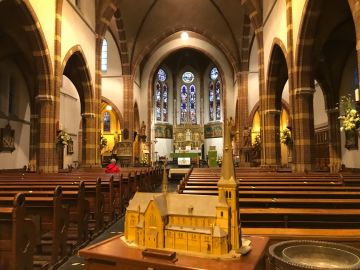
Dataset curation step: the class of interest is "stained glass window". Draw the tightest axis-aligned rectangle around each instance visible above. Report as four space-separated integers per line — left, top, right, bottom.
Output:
101 39 108 72
155 82 161 121
354 67 359 89
158 68 167 82
209 67 221 121
210 67 219 80
103 111 110 132
215 80 221 120
154 68 169 122
163 84 168 122
189 85 196 123
182 72 194 83
180 85 188 123
209 82 214 121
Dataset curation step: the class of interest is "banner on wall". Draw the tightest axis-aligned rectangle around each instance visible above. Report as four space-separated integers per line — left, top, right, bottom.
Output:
155 124 173 139
204 122 223 138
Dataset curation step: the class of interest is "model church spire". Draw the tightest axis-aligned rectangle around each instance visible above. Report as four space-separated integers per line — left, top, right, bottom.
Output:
162 161 168 194
219 118 236 184
217 118 241 251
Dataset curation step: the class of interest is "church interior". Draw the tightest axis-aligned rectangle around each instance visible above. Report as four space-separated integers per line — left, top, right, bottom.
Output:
1 0 360 269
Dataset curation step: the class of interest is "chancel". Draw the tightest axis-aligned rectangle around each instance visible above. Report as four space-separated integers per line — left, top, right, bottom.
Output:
1 0 360 269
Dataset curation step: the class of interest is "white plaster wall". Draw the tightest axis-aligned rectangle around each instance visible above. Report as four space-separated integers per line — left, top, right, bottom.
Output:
29 0 55 68
102 31 123 114
292 0 307 63
263 0 277 23
248 40 259 115
60 76 81 168
0 61 30 169
61 0 96 87
102 78 124 114
68 0 96 29
281 81 290 104
313 82 328 127
204 138 223 160
154 139 173 160
263 0 288 81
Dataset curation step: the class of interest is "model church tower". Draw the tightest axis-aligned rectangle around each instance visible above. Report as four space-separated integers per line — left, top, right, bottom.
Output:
217 119 241 250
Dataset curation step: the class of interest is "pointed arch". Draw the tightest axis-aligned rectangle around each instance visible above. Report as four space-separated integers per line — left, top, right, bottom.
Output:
267 38 289 110
61 45 96 167
101 97 124 128
61 45 94 114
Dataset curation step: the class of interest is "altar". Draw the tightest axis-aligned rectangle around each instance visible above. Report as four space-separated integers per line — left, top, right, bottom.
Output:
170 150 201 165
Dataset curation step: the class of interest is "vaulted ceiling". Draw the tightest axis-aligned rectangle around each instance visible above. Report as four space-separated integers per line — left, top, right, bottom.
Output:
98 0 262 73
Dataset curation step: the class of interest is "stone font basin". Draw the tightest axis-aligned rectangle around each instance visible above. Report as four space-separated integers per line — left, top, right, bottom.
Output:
269 240 360 270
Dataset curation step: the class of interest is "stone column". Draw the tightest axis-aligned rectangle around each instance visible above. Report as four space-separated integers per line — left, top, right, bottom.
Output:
29 114 39 171
36 95 57 173
81 112 97 167
293 88 315 172
263 108 281 167
237 71 249 165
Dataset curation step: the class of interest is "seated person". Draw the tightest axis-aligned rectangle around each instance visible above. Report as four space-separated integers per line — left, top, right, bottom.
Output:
105 158 120 173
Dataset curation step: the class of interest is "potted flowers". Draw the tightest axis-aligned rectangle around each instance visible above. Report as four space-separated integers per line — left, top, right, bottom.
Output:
280 127 292 146
100 135 108 149
57 130 71 146
338 95 360 149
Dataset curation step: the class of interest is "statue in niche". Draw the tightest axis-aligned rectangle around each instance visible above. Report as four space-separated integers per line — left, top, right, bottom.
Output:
185 129 192 141
140 121 146 136
243 127 252 147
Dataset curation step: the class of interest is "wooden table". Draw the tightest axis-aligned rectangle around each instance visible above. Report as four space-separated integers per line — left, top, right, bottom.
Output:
79 235 269 270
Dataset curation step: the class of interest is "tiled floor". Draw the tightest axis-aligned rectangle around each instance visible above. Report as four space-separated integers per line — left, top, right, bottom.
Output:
58 179 179 269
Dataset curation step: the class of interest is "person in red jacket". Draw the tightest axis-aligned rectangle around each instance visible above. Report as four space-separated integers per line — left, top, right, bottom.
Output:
105 158 120 173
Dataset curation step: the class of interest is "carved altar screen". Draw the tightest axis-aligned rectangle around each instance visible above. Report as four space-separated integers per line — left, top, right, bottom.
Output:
173 124 203 149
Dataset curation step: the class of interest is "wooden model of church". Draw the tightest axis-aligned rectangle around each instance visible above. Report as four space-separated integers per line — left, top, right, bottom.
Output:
124 119 243 256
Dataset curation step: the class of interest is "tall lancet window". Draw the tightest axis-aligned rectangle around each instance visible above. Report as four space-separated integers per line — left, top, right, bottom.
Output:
180 71 196 124
209 67 221 121
155 68 168 122
103 111 110 132
101 39 108 72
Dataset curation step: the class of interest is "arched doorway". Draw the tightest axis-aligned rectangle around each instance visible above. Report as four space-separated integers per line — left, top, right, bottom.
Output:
266 40 290 167
61 47 96 167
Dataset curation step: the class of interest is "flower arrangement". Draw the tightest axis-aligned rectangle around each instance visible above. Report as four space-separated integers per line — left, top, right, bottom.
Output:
252 134 261 151
100 135 108 149
57 130 71 145
338 95 360 132
280 127 292 146
217 156 222 166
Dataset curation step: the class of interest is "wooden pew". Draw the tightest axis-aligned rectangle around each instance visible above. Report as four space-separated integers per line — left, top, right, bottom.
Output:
0 186 69 267
0 193 36 270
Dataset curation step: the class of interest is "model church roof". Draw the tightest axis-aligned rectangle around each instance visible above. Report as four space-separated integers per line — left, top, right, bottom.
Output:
128 192 220 217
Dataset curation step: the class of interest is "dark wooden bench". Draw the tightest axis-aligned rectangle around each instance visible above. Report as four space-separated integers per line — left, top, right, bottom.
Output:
0 193 36 270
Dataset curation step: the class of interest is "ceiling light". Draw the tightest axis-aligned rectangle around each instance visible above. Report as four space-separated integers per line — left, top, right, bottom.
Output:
181 32 189 41
106 105 112 111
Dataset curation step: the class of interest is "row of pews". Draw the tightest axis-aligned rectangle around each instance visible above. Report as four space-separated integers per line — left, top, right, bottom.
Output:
0 167 162 270
177 168 360 246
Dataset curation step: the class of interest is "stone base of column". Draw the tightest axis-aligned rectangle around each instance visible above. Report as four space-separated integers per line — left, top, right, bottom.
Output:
80 163 102 169
293 163 313 173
